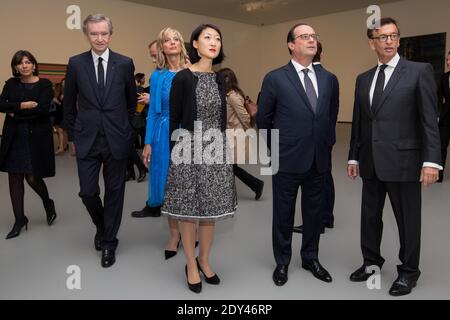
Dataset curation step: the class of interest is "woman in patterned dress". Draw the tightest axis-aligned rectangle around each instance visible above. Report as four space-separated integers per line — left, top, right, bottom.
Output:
162 24 237 293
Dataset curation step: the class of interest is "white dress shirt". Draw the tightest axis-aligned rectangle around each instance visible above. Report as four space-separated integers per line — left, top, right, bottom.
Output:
291 59 319 97
91 48 109 84
349 53 442 170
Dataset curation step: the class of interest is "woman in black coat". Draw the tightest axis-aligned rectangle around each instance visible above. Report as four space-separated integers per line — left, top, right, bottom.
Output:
0 50 57 239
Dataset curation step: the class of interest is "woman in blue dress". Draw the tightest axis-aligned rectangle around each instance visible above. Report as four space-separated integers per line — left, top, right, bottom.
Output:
133 27 189 259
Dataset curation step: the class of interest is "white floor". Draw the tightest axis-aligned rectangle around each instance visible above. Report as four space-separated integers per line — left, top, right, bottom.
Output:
0 123 449 300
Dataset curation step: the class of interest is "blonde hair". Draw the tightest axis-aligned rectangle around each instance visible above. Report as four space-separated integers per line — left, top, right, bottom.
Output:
156 27 188 70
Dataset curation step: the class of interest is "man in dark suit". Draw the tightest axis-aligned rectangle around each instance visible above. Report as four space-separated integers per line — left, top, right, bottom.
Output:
64 14 136 268
257 23 339 286
438 51 450 182
293 41 339 234
347 17 441 296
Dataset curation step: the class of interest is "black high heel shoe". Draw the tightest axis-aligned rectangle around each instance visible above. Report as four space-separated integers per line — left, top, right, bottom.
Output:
196 257 220 285
6 217 29 239
44 199 57 226
165 240 180 260
165 239 199 260
185 265 202 293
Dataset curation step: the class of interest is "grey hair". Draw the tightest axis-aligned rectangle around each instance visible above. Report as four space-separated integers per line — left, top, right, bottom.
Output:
83 14 113 34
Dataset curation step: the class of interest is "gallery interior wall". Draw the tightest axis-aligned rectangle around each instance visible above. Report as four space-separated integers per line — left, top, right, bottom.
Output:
0 0 449 131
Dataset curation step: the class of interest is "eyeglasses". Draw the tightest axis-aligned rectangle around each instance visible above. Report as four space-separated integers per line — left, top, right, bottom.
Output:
371 33 400 42
294 34 320 41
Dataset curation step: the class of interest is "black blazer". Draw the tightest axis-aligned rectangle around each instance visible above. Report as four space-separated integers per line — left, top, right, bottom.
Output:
0 78 55 177
169 68 227 149
257 61 339 174
439 71 450 126
348 57 441 181
63 50 136 159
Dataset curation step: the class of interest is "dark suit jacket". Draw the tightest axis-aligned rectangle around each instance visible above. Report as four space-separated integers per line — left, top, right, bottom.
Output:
63 50 136 159
348 57 441 182
256 61 339 174
439 71 450 126
0 78 55 177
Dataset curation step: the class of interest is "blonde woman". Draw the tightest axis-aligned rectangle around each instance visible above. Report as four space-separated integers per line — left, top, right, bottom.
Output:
131 27 191 259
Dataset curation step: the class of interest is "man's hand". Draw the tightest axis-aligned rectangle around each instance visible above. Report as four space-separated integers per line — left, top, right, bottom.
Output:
420 167 439 187
138 93 149 105
20 101 38 109
142 144 151 169
347 164 359 180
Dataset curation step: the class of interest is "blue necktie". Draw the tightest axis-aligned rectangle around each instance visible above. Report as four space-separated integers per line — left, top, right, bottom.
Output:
302 69 317 113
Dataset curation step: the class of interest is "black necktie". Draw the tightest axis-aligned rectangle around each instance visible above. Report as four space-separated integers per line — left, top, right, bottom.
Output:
302 69 317 113
372 64 388 111
97 57 105 98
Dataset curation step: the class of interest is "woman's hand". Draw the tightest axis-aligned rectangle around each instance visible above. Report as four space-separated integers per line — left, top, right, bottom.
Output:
138 93 149 105
20 101 38 110
142 144 152 168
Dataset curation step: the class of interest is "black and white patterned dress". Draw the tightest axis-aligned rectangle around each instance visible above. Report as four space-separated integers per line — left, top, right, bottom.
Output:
162 72 237 221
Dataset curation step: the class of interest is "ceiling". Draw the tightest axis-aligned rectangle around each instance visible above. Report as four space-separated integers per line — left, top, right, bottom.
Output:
121 0 402 26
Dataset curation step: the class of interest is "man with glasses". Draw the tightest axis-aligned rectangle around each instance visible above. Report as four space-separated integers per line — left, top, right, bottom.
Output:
257 23 339 286
347 17 441 296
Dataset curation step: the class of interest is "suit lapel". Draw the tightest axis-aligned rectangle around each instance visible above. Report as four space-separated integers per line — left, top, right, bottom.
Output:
314 65 325 116
284 62 315 115
365 66 377 118
104 50 116 101
373 58 406 115
83 51 102 106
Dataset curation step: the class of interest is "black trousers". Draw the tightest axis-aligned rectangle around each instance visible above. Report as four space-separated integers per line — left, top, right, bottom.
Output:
361 176 421 280
322 147 335 225
272 168 324 266
76 133 127 250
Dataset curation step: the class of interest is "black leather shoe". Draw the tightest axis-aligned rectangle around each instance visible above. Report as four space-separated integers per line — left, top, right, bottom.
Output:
349 265 375 282
323 222 334 229
292 225 324 234
302 260 332 283
101 249 116 268
131 205 161 218
5 216 29 239
196 257 220 285
272 265 288 286
254 180 264 200
137 169 146 183
389 275 417 296
185 265 202 293
44 199 57 226
94 233 102 251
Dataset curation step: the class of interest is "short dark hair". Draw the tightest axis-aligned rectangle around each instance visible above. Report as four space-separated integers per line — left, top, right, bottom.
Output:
11 50 39 77
313 41 322 63
135 73 145 83
188 24 225 65
286 23 310 55
367 17 400 39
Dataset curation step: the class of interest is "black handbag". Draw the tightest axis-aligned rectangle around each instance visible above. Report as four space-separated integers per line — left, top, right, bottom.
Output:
131 112 146 129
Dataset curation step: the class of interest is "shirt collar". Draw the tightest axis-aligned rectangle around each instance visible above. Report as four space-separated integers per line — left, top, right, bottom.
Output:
291 59 315 75
91 48 110 63
378 53 400 69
